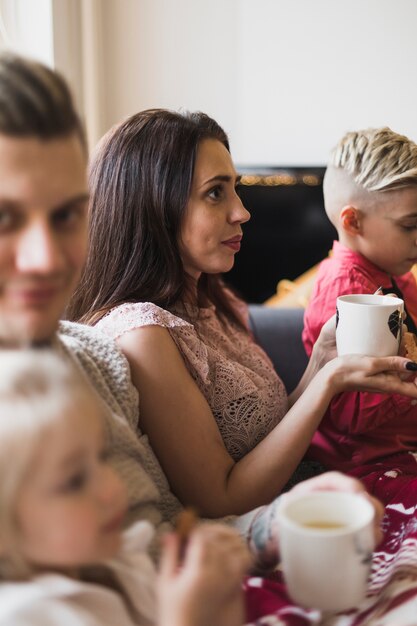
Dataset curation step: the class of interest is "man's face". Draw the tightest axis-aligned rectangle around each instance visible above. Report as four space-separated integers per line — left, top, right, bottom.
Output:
0 133 88 345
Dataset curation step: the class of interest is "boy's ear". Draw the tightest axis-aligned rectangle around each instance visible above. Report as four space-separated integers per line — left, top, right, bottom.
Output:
340 206 362 235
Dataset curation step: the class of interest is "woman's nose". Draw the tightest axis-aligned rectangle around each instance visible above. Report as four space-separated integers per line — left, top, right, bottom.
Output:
229 194 251 224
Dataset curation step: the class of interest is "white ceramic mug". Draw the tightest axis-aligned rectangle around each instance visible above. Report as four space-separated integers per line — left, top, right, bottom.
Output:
277 491 375 612
336 294 404 357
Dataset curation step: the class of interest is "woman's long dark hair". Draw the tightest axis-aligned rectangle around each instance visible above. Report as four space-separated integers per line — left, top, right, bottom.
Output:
68 109 246 329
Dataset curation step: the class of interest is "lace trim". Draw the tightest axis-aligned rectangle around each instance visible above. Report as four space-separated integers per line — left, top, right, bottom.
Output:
96 301 288 461
97 302 192 339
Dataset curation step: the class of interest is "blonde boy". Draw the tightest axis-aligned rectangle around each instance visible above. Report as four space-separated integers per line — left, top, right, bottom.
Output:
303 127 417 479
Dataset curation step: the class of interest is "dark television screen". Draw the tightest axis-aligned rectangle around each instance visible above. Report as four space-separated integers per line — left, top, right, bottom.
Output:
224 167 336 303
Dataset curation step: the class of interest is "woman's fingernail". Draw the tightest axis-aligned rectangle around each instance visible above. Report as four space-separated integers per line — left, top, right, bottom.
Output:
405 361 417 371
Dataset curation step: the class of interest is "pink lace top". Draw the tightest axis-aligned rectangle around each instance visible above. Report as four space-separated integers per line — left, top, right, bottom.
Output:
96 301 288 461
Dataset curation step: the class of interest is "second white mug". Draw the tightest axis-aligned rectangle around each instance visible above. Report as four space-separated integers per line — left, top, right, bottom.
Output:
336 294 404 357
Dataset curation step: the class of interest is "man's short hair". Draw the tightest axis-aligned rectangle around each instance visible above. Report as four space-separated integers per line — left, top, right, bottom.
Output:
0 52 85 145
329 127 417 192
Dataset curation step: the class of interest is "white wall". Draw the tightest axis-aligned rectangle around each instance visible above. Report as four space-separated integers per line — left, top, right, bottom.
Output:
0 0 53 65
98 0 417 166
235 0 417 165
2 0 417 166
100 0 239 144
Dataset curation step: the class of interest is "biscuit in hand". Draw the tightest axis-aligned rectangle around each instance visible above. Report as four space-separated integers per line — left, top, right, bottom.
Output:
403 331 417 361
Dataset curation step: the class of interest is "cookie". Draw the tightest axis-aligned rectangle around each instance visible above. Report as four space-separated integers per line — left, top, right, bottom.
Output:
404 331 417 361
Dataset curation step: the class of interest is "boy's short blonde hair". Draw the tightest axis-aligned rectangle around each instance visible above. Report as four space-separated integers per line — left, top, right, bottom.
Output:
329 127 417 192
0 349 96 580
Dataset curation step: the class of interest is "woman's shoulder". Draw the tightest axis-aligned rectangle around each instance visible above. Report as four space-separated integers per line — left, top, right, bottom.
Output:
95 302 192 340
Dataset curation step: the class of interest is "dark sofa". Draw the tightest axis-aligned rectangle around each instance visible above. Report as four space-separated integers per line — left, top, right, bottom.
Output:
249 304 308 393
248 304 325 486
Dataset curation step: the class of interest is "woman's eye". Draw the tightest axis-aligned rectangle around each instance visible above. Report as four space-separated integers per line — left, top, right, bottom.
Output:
401 224 417 232
208 186 222 201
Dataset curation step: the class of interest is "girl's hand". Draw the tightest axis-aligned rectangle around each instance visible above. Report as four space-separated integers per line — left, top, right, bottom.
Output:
157 524 252 626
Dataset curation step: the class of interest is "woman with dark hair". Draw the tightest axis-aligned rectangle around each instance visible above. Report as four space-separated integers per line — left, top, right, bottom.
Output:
71 109 243 327
69 108 417 519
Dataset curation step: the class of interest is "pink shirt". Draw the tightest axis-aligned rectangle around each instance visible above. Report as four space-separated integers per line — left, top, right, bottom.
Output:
96 300 288 462
303 240 417 470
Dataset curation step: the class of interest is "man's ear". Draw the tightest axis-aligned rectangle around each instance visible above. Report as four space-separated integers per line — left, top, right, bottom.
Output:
340 206 362 235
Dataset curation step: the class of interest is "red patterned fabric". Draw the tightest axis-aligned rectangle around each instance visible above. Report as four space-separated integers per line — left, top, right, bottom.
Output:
244 495 417 624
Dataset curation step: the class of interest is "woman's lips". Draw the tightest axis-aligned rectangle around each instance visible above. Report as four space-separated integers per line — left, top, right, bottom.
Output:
222 235 242 252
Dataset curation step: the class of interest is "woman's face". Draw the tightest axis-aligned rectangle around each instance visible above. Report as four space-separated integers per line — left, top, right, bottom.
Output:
179 139 250 281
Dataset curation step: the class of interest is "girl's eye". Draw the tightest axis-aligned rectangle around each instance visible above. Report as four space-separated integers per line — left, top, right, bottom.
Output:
60 470 87 493
98 446 110 464
401 224 417 232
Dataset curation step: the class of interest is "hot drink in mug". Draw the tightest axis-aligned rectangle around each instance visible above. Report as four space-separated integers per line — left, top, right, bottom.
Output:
277 491 375 612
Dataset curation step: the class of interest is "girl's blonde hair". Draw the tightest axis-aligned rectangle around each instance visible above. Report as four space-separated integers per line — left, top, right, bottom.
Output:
329 127 417 191
0 349 94 580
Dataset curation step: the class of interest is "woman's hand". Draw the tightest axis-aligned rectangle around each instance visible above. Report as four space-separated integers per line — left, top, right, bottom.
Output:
323 353 417 397
290 316 417 402
157 524 252 626
311 313 337 368
121 322 417 517
291 314 337 400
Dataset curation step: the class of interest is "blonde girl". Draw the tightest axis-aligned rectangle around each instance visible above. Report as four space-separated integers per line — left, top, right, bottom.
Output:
0 350 250 626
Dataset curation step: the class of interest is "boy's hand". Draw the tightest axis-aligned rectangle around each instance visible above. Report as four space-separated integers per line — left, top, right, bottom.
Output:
283 471 384 545
247 472 384 569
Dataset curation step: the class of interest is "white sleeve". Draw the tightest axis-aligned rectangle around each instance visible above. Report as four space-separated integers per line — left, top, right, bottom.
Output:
5 599 106 626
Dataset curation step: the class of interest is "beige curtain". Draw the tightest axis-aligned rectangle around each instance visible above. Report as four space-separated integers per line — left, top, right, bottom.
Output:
52 0 105 151
0 0 105 151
